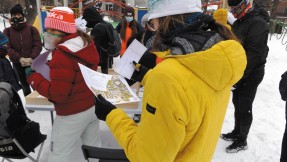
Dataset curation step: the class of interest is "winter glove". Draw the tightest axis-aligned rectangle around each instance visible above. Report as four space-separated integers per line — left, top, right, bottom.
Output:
95 94 116 121
25 67 35 78
25 58 33 66
130 61 149 83
279 71 287 101
19 57 26 66
20 57 33 67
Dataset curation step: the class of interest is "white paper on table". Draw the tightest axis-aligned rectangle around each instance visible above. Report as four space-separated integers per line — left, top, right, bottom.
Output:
114 39 147 79
78 63 112 91
78 63 140 105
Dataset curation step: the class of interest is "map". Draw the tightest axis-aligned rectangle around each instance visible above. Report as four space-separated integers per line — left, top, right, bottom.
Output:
90 75 140 104
78 63 140 105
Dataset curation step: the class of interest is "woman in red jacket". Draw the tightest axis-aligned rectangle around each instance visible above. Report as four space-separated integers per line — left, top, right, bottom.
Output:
26 7 101 162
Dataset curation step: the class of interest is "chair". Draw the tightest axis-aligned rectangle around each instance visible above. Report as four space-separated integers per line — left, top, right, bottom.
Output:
0 135 46 162
81 145 129 162
0 84 47 162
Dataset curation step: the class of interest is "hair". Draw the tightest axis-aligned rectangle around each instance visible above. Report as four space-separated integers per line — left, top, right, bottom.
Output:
152 13 240 50
119 18 138 40
76 29 93 46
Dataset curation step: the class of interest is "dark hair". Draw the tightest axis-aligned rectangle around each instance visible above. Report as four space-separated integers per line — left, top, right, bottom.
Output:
119 18 138 40
152 14 240 50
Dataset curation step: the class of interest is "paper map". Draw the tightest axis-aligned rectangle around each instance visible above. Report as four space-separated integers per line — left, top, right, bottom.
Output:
78 63 140 105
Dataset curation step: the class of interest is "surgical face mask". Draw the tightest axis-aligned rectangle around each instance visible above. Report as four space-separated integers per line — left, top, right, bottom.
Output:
43 32 63 50
125 16 133 22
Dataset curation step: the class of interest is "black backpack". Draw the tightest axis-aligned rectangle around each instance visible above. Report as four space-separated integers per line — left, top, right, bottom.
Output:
96 23 121 57
0 82 46 158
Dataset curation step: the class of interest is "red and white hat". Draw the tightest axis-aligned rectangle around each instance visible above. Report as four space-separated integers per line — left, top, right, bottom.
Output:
45 7 76 34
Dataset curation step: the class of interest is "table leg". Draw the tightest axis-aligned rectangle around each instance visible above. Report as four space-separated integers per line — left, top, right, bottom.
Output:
50 111 54 125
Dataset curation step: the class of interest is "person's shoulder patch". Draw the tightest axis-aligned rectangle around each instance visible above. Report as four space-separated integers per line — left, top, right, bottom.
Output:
146 103 156 114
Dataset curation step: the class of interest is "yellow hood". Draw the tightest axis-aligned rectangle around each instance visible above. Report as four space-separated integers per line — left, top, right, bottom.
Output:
155 40 246 91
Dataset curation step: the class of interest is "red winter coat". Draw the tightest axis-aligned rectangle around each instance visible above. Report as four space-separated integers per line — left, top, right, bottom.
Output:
27 33 100 116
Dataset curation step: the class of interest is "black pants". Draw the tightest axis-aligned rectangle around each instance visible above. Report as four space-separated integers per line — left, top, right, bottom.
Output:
13 63 31 96
232 69 264 141
109 57 113 69
100 53 109 74
281 103 287 162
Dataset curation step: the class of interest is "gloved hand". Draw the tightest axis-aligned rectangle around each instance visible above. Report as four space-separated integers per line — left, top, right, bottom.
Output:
19 57 26 66
279 71 287 101
25 58 33 66
131 61 149 83
25 67 35 78
20 57 33 67
95 94 116 121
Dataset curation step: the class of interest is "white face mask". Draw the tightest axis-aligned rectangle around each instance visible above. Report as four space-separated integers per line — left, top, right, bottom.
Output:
43 32 61 50
125 16 133 22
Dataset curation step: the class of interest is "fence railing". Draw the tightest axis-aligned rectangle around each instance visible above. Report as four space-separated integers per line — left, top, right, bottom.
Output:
269 19 287 51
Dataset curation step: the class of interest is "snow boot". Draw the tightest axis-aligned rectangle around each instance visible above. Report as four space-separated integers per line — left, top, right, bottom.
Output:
220 131 239 141
226 140 248 153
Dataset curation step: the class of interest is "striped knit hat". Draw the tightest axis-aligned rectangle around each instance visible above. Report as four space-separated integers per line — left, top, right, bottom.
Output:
45 7 76 34
0 31 8 46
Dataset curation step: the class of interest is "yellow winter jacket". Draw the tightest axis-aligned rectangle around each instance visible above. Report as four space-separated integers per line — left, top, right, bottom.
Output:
106 40 246 162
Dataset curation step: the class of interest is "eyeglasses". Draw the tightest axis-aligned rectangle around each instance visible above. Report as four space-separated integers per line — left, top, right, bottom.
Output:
147 21 156 32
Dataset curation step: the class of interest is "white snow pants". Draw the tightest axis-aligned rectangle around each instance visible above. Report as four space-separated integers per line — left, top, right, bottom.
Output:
47 106 101 162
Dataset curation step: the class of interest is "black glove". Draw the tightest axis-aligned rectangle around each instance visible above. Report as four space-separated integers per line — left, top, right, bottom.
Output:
279 71 287 101
95 94 116 121
130 61 149 83
25 67 35 78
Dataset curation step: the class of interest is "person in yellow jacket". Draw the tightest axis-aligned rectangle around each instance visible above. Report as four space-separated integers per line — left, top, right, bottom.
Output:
94 0 247 161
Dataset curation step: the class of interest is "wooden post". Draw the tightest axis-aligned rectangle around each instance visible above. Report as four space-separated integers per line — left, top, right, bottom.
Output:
222 0 227 9
64 0 68 7
54 0 58 6
36 0 43 33
79 0 83 16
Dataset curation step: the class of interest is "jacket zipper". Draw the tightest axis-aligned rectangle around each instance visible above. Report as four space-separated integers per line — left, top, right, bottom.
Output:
20 31 23 57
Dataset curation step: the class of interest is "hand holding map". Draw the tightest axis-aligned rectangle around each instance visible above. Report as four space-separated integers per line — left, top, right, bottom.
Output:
78 63 140 105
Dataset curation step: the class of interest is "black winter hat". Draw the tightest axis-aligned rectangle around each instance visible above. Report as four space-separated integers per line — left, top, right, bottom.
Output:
82 6 103 23
10 4 24 17
124 6 134 17
228 0 244 6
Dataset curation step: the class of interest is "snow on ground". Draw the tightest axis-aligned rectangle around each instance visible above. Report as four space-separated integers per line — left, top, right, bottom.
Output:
1 19 287 161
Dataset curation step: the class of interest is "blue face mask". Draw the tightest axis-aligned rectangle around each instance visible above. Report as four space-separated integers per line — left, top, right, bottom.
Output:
125 16 133 22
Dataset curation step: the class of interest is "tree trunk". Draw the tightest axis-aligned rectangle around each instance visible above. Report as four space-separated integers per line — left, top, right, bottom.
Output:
24 0 37 25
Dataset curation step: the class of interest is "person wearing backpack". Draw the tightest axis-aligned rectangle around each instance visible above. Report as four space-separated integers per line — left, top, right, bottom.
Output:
0 31 21 92
3 4 42 96
116 6 144 56
83 6 112 74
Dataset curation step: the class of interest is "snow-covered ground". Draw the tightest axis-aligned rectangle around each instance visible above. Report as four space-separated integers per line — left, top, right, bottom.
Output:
1 18 286 161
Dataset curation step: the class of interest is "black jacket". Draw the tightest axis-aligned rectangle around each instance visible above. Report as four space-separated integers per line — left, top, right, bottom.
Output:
232 7 269 79
83 7 109 56
0 54 21 91
91 21 109 56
